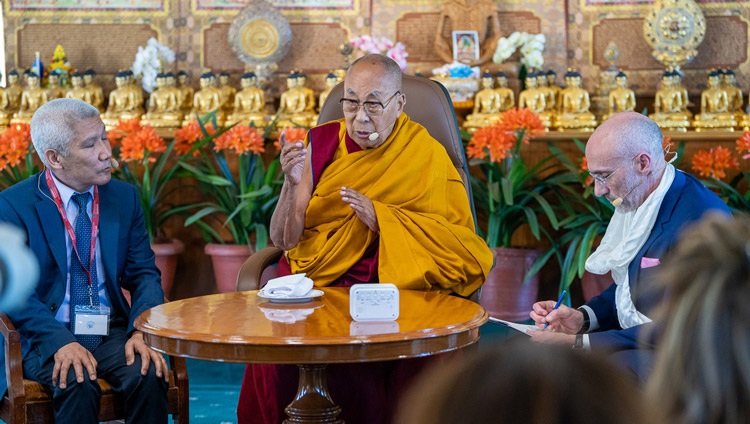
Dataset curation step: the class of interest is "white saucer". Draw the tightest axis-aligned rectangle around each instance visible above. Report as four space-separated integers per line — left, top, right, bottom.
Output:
257 289 324 304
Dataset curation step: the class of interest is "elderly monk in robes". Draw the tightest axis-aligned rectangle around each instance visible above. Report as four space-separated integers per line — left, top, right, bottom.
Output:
237 54 493 424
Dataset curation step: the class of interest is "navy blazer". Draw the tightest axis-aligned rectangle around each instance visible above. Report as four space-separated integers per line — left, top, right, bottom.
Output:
0 172 164 394
586 170 730 351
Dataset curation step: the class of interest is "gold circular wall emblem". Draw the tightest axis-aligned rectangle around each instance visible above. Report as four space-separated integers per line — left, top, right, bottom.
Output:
643 0 705 68
240 21 279 59
229 0 292 65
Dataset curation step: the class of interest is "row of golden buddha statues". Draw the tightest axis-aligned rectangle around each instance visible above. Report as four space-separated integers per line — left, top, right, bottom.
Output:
0 67 343 129
463 68 750 133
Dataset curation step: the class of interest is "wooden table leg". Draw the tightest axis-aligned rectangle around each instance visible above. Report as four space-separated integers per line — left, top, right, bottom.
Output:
284 364 343 424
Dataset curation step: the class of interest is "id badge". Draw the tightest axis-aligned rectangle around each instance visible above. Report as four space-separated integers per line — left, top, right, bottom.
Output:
74 305 110 336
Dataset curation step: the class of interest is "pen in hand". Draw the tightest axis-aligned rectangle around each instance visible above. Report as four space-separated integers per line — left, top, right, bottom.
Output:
544 290 566 330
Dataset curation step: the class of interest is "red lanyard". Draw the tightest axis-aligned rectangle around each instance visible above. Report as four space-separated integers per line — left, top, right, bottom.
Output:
45 169 100 287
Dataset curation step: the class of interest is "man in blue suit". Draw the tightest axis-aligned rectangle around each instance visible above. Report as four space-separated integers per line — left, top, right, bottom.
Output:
529 111 730 380
0 98 169 423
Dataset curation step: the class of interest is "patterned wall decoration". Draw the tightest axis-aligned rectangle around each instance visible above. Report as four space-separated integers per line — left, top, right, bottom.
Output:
194 0 354 10
6 0 165 13
3 0 750 99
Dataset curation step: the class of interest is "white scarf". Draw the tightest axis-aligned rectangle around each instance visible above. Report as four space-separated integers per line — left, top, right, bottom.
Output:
585 164 675 329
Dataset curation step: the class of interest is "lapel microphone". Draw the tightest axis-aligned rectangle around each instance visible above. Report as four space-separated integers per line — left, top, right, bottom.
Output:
612 179 644 208
368 132 379 142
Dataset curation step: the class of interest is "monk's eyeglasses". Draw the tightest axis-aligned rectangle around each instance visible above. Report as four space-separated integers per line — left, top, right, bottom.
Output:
339 91 400 116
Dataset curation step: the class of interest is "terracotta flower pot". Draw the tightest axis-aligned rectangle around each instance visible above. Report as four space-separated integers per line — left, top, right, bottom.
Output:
152 238 185 298
205 243 253 293
479 247 540 322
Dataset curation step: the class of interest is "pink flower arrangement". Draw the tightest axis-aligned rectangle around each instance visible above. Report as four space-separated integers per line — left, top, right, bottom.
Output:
349 35 408 72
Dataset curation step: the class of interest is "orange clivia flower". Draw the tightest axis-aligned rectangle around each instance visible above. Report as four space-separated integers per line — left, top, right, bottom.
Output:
276 127 308 152
0 123 32 172
107 118 142 145
174 121 216 156
119 126 167 163
691 146 739 180
466 108 543 164
735 131 750 160
214 124 265 156
496 107 545 144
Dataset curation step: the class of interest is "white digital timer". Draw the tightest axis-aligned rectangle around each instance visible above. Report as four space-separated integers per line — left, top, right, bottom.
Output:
349 283 400 322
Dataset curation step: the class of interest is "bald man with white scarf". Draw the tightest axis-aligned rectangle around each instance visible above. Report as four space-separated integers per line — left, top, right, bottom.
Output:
529 112 729 380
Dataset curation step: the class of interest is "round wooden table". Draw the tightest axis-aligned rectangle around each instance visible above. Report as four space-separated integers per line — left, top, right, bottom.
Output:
135 287 488 423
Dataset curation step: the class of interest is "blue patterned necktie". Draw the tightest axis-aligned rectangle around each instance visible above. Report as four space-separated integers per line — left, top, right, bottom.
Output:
70 192 102 352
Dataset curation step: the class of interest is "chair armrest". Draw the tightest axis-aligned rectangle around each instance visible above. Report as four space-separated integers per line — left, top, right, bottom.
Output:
1 314 27 415
235 246 283 292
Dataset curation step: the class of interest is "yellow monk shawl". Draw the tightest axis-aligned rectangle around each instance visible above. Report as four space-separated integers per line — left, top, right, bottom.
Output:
287 114 493 297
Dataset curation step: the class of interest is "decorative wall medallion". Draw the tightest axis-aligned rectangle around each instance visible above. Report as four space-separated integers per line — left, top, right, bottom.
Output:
228 0 292 66
643 0 706 68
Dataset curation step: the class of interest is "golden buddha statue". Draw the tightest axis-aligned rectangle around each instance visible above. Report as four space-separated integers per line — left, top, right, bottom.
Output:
4 70 23 114
65 72 93 104
536 71 557 117
185 71 225 126
555 70 597 132
672 70 693 120
464 72 502 132
142 73 183 128
434 0 501 67
176 71 195 114
649 71 690 131
518 72 552 129
226 72 266 128
277 72 314 128
102 71 145 126
45 71 66 100
218 72 237 114
83 69 105 113
0 70 21 126
720 69 744 123
693 70 737 132
545 70 562 113
318 72 339 112
126 70 146 116
604 71 636 121
12 72 48 123
296 72 316 113
494 72 515 112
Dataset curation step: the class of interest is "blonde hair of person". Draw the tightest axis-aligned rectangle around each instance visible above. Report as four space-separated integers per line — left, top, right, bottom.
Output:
647 212 750 424
394 340 649 424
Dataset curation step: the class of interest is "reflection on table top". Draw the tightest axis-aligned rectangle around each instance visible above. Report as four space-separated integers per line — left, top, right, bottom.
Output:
135 287 488 364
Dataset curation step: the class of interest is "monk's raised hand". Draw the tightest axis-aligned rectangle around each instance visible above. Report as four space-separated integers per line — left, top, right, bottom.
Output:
279 130 306 185
340 186 379 233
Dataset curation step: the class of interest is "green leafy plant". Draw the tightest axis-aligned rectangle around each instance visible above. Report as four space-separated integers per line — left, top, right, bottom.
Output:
466 107 567 251
691 131 750 215
176 115 291 252
108 118 194 242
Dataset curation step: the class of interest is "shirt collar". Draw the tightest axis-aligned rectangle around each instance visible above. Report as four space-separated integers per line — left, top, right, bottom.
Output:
48 170 94 209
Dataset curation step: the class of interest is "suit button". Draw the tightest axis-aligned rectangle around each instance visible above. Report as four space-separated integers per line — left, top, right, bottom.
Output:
50 304 57 311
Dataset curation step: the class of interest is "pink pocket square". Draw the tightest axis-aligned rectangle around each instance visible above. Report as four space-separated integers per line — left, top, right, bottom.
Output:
640 257 661 268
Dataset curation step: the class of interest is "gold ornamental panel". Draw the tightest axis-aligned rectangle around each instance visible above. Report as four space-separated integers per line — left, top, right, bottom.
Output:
240 20 279 59
228 0 292 66
643 0 706 68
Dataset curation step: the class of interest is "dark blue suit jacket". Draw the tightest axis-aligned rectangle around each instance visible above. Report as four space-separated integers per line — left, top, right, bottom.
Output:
0 172 164 394
586 170 730 351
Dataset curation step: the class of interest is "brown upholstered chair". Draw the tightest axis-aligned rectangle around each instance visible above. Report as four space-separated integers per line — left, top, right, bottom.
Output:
0 312 189 423
236 75 479 298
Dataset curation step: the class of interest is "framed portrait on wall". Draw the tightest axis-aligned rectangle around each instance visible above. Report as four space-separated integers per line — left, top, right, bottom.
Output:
452 30 479 63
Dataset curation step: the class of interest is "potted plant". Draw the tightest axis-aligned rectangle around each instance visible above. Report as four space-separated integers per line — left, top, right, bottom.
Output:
0 123 39 190
107 118 192 297
465 107 568 321
176 116 292 292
